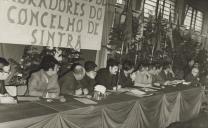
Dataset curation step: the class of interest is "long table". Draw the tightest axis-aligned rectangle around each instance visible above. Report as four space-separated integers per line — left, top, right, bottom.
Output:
0 87 204 128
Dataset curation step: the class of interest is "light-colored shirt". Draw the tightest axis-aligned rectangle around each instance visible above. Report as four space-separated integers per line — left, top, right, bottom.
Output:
134 70 152 87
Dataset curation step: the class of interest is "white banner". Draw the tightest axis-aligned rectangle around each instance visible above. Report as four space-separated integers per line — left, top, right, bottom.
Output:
0 0 106 50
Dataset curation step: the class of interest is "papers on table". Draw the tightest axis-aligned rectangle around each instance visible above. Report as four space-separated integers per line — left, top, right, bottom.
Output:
0 96 17 104
125 90 153 97
130 89 146 95
17 96 40 101
74 98 97 104
124 88 155 97
182 81 191 85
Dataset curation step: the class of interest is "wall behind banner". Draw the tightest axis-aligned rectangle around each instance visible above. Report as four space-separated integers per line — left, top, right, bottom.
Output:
0 43 96 67
0 43 25 62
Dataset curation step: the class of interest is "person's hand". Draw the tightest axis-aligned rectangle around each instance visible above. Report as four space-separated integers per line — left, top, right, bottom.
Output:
83 88 89 95
117 85 122 89
164 81 170 85
113 85 122 90
154 83 160 86
75 88 82 95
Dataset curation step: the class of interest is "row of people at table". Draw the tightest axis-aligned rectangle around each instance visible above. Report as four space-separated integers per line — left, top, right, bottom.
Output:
26 55 201 98
0 55 201 98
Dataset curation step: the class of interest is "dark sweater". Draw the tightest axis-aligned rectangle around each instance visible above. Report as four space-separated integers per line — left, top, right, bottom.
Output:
118 70 133 87
80 75 96 94
59 71 82 95
95 68 117 90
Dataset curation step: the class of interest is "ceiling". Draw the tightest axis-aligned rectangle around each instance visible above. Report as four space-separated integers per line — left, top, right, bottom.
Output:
187 0 208 12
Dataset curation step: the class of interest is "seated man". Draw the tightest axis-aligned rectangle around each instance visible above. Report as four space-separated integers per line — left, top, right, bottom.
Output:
185 67 200 86
151 64 163 86
158 63 175 85
118 60 134 87
80 61 97 95
184 59 195 78
59 63 86 95
95 59 119 90
134 62 152 87
0 57 11 94
28 55 60 98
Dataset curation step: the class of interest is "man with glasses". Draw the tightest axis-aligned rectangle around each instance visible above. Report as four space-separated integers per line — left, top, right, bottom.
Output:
0 57 11 94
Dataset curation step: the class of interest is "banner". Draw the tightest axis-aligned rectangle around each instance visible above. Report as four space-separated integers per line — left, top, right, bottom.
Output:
0 0 106 50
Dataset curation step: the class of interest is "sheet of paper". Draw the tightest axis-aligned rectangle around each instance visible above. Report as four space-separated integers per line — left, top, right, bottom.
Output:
74 98 97 104
17 96 40 101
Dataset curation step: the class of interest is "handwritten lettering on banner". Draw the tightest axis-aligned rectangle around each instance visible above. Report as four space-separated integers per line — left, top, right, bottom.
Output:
0 0 106 50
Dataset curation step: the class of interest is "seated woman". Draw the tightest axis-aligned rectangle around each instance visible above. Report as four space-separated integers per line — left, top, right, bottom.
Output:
134 62 152 87
59 63 86 95
28 55 60 98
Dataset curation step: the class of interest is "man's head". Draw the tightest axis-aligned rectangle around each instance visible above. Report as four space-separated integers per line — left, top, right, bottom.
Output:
156 64 163 74
141 62 149 72
107 59 119 75
191 68 199 77
188 59 195 67
40 55 60 76
193 62 199 68
162 62 171 72
148 63 157 75
84 61 97 79
71 63 85 80
122 60 134 74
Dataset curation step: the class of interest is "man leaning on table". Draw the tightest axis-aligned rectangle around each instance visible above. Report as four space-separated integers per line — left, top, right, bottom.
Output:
59 63 86 95
28 55 60 98
80 61 97 95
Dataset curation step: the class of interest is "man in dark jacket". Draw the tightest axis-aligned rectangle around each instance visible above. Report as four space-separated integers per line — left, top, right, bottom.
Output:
95 59 119 90
80 61 97 95
59 63 85 95
118 60 134 87
158 63 175 85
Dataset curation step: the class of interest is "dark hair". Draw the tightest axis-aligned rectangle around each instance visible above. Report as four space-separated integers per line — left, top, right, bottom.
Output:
141 61 149 68
0 57 9 66
84 61 97 72
106 59 119 68
70 63 85 75
71 63 82 72
149 62 156 70
162 62 170 70
40 55 59 71
122 60 133 71
155 63 163 69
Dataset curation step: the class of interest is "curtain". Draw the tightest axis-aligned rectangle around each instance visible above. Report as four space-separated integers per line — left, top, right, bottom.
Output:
0 88 203 128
